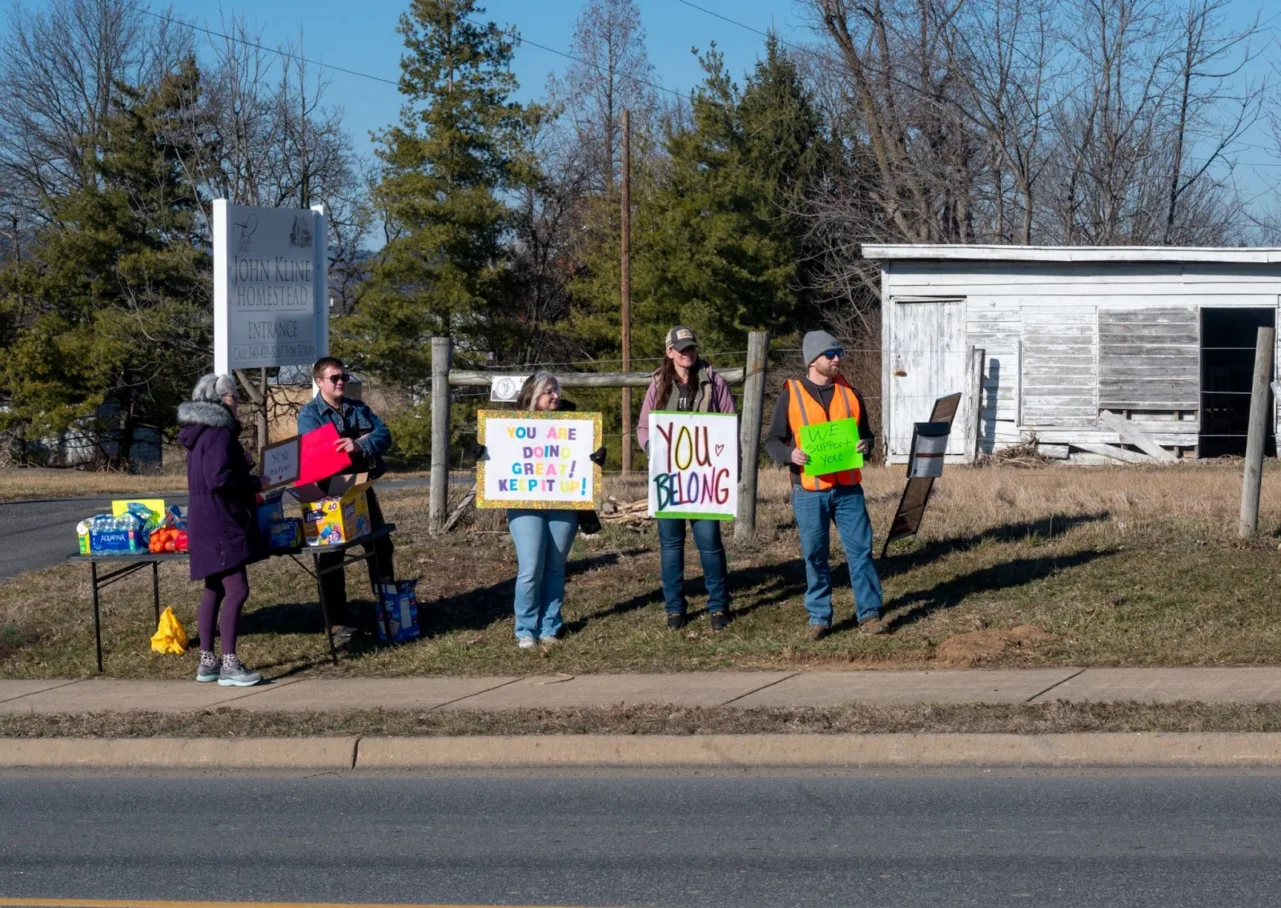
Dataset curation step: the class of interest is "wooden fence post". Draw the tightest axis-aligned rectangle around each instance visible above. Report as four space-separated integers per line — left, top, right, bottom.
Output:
1239 326 1274 538
430 336 453 535
964 346 986 464
233 368 269 462
735 331 769 542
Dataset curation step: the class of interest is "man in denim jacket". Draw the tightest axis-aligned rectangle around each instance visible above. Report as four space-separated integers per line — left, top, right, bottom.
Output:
297 356 396 640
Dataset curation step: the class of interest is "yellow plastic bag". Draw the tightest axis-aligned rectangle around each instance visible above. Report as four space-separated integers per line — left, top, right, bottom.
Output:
150 606 188 655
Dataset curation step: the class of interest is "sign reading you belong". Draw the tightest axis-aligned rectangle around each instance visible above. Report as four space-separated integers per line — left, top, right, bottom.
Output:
647 412 738 521
476 410 602 510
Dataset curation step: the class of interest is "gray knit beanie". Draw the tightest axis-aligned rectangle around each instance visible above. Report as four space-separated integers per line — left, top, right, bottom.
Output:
802 330 840 366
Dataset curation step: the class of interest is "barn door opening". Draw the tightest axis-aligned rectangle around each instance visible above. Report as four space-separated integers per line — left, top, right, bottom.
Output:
1200 308 1275 458
888 297 967 457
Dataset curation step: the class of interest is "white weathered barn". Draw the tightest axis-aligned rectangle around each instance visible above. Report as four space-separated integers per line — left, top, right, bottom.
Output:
864 245 1279 464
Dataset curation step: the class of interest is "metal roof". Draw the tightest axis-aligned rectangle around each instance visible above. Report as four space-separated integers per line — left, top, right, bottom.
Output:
861 244 1281 264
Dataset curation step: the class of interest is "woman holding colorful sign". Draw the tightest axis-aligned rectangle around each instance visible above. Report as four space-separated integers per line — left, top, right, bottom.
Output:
637 326 737 632
481 372 607 649
176 374 266 686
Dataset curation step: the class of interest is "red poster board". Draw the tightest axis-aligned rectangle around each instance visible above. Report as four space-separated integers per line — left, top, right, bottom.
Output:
296 423 353 487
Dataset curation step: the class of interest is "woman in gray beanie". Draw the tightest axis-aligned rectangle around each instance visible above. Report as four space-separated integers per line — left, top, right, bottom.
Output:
176 373 266 686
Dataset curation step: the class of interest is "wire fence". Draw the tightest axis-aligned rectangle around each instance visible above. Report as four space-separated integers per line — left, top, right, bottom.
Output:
442 341 1271 467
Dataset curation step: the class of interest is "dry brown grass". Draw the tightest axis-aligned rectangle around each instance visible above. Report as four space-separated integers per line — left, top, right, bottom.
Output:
0 467 187 501
0 466 433 501
4 460 1281 679
5 701 1281 738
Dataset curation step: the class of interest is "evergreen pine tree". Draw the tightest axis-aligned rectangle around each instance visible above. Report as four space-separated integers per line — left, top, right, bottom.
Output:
340 0 542 397
0 62 210 464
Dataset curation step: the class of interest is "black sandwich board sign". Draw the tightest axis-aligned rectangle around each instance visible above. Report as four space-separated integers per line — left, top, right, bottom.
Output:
880 391 961 558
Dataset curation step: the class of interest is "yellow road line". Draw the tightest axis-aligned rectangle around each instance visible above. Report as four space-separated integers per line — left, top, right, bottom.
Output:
0 900 593 908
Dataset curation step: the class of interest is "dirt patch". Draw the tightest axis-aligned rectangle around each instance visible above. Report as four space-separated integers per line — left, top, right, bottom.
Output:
935 624 1055 667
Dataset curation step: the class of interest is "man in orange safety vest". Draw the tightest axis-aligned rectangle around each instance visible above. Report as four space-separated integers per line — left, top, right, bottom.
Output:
764 330 886 639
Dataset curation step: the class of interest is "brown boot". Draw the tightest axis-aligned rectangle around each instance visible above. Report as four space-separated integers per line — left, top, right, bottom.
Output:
806 623 830 641
858 614 889 636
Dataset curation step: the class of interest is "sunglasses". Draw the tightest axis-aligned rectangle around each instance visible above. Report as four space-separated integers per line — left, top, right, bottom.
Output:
821 348 844 360
322 373 349 385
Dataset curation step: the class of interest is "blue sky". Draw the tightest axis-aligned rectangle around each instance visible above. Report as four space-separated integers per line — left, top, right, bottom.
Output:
151 0 814 153
20 0 1281 206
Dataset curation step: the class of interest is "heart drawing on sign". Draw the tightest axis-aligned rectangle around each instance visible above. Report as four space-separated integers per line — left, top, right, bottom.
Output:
715 444 725 456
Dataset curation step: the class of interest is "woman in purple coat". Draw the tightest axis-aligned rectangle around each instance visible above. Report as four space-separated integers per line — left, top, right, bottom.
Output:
177 374 265 686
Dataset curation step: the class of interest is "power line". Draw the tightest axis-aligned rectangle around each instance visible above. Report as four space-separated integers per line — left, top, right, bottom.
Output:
129 2 697 112
128 3 401 86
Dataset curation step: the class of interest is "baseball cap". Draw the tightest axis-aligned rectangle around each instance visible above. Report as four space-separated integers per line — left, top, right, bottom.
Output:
665 326 698 352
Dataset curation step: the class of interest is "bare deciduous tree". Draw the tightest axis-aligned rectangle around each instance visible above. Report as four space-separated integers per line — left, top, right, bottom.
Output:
547 0 658 196
0 0 190 226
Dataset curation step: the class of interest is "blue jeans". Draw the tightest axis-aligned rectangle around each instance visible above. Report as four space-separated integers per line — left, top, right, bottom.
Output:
656 517 730 616
790 484 884 626
507 509 579 640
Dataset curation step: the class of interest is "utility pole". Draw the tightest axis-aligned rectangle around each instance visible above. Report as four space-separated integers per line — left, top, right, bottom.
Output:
620 108 633 476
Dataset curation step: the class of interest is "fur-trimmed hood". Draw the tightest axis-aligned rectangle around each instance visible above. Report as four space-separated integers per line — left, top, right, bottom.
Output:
178 400 237 429
177 401 239 450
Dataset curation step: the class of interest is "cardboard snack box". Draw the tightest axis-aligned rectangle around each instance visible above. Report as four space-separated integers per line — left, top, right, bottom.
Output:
292 472 374 547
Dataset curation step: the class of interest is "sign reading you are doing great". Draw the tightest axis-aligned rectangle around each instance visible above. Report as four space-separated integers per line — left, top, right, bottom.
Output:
476 411 602 510
647 412 738 521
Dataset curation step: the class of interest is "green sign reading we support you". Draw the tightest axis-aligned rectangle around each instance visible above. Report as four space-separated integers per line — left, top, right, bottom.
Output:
800 418 863 477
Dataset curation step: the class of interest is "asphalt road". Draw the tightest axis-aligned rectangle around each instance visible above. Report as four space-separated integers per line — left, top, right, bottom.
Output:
0 477 433 580
2 770 1281 907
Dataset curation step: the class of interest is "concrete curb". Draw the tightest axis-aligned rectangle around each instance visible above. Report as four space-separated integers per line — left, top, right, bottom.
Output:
355 733 1281 769
4 733 1281 769
0 737 357 769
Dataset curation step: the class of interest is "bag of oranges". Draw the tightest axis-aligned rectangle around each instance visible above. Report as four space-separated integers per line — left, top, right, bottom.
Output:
148 526 189 554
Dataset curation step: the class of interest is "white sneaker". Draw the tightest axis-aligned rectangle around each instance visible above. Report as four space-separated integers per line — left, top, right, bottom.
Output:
517 636 537 649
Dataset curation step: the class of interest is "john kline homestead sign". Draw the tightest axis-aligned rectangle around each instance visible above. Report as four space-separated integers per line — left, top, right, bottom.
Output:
213 200 329 373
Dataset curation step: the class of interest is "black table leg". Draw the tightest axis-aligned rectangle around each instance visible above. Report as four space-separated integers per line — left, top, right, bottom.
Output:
91 562 103 674
151 561 160 626
312 554 339 666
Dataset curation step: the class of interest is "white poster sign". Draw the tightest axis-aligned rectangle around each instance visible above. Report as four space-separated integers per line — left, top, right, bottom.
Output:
489 374 528 403
647 411 738 520
213 200 328 372
476 411 602 510
260 435 301 490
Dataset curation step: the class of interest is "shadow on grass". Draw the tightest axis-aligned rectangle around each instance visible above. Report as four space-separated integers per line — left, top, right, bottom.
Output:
877 511 1110 578
836 547 1117 636
239 601 328 637
725 559 808 620
421 549 647 637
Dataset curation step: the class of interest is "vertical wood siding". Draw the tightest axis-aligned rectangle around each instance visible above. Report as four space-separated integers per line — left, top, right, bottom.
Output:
966 300 1021 450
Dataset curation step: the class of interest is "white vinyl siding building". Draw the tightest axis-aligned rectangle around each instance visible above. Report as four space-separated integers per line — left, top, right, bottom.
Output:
864 245 1281 464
